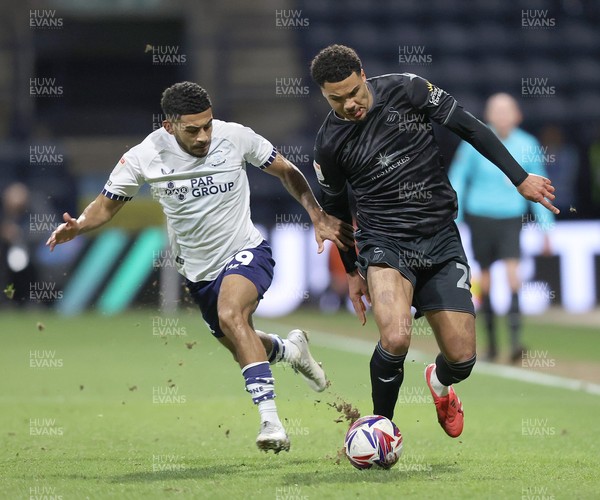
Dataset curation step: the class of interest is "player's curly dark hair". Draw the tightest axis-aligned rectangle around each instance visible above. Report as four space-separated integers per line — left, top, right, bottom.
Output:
310 44 362 86
160 81 212 118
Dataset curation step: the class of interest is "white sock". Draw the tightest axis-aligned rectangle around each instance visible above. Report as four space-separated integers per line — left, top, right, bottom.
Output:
430 365 449 397
258 399 281 426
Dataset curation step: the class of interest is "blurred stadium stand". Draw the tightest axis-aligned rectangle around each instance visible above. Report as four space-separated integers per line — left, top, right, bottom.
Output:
1 0 599 314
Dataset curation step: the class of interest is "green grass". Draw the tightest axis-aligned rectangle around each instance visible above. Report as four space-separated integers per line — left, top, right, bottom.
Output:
1 309 599 499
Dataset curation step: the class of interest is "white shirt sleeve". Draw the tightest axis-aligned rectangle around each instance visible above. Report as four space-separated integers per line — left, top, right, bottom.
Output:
230 123 277 170
101 149 145 201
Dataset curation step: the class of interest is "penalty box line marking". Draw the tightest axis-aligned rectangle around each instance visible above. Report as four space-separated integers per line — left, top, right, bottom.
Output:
260 320 600 397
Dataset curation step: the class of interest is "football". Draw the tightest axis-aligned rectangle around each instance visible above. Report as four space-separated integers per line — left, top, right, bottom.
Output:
344 415 403 470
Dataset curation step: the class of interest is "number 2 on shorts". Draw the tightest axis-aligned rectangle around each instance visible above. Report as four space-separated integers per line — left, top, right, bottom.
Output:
456 262 470 290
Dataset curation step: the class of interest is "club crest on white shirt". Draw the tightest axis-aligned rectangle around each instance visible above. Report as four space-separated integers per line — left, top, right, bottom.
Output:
151 181 188 201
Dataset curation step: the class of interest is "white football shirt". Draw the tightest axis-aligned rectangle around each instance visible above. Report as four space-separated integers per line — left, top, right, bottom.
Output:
102 120 277 282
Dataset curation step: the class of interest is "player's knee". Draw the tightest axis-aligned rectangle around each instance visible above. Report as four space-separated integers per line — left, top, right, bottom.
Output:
380 332 410 356
443 322 476 363
378 315 411 355
444 347 476 364
217 305 245 337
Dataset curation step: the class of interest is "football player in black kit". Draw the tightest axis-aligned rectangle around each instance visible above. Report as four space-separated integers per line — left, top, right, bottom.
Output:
310 45 559 438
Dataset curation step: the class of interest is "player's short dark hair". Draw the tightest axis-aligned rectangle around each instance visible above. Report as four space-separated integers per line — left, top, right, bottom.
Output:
310 44 362 86
160 82 212 118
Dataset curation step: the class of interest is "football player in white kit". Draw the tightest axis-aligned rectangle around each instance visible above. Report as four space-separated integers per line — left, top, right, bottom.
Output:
47 82 354 453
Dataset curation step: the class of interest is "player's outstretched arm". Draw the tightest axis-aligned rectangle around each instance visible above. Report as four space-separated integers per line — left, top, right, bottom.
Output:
46 194 126 251
264 153 355 253
444 107 559 214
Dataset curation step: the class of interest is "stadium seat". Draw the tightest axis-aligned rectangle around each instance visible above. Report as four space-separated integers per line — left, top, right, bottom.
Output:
432 57 481 91
478 59 522 95
431 24 472 55
572 93 600 123
570 58 600 87
472 23 518 53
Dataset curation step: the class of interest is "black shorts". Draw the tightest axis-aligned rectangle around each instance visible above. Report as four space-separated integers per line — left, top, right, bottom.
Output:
355 223 475 318
465 214 521 269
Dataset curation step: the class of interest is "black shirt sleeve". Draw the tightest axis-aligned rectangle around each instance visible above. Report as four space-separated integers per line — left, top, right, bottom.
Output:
404 74 458 126
444 107 529 186
406 74 528 186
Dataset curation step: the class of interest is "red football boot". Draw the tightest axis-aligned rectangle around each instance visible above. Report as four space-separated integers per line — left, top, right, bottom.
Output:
425 363 464 438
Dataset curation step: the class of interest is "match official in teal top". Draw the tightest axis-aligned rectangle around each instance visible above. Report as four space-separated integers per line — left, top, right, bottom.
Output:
449 93 554 363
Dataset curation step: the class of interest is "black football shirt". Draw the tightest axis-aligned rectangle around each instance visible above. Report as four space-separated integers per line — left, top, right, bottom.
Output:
313 73 460 239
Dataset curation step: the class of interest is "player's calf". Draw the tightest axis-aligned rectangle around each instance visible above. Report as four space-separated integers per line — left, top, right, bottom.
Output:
216 335 240 362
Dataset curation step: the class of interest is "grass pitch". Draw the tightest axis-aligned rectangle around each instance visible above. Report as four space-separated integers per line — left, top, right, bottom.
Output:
1 308 599 499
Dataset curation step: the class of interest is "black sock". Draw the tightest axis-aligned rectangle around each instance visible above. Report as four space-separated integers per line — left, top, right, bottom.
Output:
508 292 522 351
481 293 496 355
435 353 477 386
370 342 406 420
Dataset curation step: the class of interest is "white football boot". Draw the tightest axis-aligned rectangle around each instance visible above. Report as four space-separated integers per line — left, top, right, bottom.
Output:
256 421 290 454
286 329 328 392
